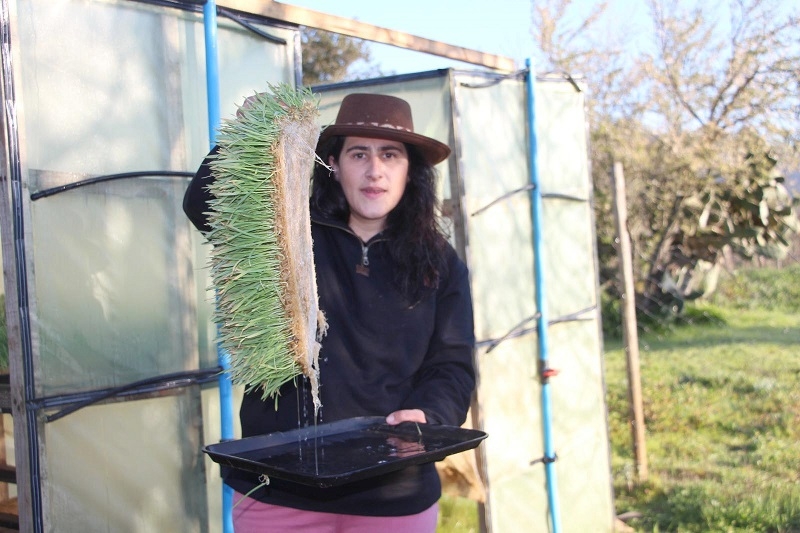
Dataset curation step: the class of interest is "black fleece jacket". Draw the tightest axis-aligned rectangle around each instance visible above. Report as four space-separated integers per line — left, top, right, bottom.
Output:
183 148 476 516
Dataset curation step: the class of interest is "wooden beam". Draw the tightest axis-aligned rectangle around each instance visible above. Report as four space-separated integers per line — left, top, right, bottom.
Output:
218 0 518 72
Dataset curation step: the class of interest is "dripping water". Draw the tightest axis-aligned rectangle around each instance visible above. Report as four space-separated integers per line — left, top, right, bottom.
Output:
293 375 322 476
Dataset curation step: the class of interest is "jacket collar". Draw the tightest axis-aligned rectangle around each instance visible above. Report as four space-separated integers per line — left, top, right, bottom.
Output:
310 206 388 245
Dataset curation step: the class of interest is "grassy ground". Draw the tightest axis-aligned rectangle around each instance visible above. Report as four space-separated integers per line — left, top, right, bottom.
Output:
438 265 800 532
438 495 480 533
608 266 800 532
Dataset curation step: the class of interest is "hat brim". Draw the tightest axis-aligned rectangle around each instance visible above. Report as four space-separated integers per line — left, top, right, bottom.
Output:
318 124 451 165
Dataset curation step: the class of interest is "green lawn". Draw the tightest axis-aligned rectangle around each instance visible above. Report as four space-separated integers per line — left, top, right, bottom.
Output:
438 495 480 533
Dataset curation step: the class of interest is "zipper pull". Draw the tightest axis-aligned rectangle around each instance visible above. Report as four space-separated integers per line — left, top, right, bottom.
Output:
356 243 370 276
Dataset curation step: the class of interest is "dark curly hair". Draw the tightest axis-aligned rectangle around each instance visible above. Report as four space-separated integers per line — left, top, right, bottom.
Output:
310 136 449 302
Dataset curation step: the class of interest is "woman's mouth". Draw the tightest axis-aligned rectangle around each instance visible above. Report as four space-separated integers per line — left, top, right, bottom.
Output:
361 187 385 197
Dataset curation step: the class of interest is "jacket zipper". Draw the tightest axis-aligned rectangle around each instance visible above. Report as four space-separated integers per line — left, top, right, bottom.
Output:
360 243 370 268
312 217 386 276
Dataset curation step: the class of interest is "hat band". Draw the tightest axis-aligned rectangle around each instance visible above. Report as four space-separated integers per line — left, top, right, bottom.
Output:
340 121 413 133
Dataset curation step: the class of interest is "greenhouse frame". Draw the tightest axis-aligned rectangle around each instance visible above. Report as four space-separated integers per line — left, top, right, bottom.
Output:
0 1 614 531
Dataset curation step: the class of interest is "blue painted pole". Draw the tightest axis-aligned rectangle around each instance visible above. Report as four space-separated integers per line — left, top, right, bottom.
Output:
204 1 221 146
203 2 234 533
525 58 562 533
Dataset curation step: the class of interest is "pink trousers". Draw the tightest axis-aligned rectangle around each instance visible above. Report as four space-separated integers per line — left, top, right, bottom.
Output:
232 492 439 533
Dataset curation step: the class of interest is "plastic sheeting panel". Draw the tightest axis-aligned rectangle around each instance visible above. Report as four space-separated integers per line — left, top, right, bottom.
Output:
455 73 614 532
3 0 298 531
44 392 207 532
31 178 203 394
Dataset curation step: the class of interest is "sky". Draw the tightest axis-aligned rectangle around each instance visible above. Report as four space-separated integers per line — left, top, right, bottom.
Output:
283 0 548 74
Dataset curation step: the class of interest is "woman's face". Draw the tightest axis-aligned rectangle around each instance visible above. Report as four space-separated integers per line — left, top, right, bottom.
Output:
329 136 409 241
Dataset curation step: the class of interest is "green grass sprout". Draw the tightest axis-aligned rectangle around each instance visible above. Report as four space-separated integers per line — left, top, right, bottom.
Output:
206 84 325 407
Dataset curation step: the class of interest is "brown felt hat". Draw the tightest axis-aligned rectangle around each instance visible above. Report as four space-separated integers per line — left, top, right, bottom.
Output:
317 93 451 165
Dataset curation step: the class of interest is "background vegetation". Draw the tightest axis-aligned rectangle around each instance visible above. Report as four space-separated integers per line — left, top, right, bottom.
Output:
531 0 799 317
301 28 385 86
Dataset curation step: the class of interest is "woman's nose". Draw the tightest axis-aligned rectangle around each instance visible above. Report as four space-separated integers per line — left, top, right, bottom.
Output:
365 156 382 180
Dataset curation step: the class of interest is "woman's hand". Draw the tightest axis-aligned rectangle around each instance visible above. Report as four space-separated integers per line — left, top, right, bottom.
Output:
386 409 426 425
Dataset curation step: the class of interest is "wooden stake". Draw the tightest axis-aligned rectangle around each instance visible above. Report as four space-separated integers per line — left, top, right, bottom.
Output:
611 162 648 482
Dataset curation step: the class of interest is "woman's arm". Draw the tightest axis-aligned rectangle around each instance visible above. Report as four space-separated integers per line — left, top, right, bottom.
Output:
183 145 220 234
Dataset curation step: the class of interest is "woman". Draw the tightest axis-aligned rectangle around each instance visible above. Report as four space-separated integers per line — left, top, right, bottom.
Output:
184 93 475 532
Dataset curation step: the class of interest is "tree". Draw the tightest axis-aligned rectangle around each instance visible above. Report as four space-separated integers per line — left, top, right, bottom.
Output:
300 28 384 86
532 0 800 318
645 0 799 148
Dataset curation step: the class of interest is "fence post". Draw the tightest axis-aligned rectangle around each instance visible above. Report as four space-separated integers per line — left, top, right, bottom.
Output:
611 161 648 482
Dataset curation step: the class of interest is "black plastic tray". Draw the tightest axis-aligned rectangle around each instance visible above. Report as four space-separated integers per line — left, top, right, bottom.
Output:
203 416 487 488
